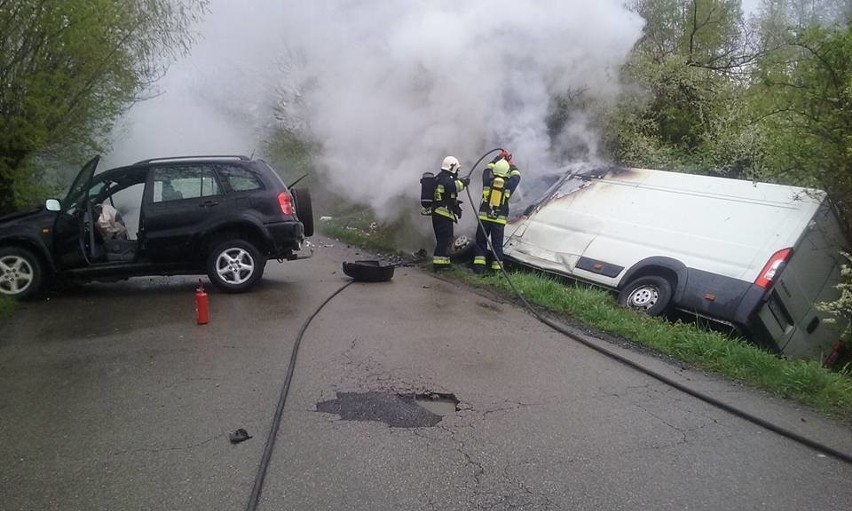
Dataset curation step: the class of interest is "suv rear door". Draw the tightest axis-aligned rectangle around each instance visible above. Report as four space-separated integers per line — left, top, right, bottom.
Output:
141 163 230 262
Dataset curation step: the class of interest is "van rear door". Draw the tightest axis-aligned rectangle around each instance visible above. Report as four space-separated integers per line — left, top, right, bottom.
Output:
755 203 848 359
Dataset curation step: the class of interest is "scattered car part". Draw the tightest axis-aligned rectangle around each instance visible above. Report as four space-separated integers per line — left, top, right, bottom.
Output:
449 234 474 261
229 428 252 444
342 260 395 282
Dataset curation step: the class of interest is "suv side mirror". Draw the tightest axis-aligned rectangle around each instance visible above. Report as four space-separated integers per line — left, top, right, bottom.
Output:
45 199 61 211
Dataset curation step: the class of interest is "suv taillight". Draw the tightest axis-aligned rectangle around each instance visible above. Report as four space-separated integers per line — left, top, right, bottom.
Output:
754 248 792 289
278 192 294 216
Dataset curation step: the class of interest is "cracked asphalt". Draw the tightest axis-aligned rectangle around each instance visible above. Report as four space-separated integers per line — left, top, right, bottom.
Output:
1 235 851 510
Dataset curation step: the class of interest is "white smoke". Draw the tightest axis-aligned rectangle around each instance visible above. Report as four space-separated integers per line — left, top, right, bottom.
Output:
107 0 644 223
275 0 644 218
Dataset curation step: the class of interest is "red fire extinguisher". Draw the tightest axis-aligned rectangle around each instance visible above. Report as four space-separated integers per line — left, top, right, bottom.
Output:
195 279 209 325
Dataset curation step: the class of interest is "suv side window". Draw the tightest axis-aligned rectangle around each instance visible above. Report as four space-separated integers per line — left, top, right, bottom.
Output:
152 166 221 203
218 165 264 192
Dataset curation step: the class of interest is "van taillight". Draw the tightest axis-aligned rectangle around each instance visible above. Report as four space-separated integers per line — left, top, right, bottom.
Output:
278 192 294 215
755 248 792 289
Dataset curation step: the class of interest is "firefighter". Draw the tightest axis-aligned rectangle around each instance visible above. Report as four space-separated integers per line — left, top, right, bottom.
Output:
431 155 469 271
473 150 521 274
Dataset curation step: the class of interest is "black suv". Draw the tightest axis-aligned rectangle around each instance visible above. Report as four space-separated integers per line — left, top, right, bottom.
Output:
0 155 313 298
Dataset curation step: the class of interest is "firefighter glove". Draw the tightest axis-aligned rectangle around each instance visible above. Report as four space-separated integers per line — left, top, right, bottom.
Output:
460 177 470 187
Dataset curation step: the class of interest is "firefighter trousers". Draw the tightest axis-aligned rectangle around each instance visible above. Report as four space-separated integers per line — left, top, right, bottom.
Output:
473 220 504 272
432 215 454 270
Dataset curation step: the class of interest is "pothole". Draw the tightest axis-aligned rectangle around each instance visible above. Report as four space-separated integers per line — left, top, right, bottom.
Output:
413 392 460 416
316 391 459 428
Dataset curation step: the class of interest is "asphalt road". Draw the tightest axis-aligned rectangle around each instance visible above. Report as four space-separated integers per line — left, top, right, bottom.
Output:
1 235 851 510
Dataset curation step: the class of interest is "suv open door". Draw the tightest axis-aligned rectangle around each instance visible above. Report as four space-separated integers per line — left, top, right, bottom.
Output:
52 156 101 268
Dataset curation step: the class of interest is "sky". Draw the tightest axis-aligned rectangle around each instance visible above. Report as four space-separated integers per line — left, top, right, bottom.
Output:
105 1 646 230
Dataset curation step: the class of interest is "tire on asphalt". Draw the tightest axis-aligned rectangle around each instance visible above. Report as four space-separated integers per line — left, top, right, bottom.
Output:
0 246 45 300
206 239 266 293
617 275 673 317
291 187 314 237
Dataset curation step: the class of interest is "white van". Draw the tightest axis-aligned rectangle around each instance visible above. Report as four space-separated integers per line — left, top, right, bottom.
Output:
503 164 849 360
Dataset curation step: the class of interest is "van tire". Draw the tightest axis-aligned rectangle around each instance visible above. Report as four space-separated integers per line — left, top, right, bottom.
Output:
618 276 672 316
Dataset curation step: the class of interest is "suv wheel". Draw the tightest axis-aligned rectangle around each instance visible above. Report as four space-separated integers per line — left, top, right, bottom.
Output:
206 240 266 293
0 247 44 299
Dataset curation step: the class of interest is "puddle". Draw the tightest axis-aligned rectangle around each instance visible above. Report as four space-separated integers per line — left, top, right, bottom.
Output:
414 393 459 416
316 391 458 428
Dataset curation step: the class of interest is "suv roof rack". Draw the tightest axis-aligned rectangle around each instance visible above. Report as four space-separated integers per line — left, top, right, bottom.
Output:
134 155 251 165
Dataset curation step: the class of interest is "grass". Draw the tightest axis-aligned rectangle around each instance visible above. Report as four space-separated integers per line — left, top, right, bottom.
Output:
0 295 15 324
322 217 852 421
317 207 414 255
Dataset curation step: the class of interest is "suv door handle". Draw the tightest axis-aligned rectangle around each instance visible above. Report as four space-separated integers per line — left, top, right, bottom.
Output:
200 200 219 208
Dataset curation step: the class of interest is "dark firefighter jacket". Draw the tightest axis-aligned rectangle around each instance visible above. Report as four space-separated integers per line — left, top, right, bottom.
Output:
477 157 521 224
432 169 467 222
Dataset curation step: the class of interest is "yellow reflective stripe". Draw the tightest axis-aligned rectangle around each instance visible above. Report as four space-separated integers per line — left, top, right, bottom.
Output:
433 256 451 265
490 262 502 270
477 214 506 224
433 207 455 219
509 169 520 177
473 256 486 265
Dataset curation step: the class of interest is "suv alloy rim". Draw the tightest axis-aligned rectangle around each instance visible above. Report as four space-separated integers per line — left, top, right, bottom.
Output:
0 255 34 295
215 247 255 285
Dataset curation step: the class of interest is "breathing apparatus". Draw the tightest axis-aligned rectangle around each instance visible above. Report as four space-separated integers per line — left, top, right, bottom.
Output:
484 158 511 219
420 156 463 216
420 172 435 215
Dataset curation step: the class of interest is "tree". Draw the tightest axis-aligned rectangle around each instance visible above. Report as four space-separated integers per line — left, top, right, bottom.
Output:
0 0 207 214
606 1 759 175
752 23 852 224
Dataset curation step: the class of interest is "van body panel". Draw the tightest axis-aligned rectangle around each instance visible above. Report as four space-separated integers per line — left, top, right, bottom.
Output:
679 267 754 319
504 164 849 360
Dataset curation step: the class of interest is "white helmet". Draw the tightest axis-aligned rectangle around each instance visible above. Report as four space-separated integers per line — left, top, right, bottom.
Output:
493 159 510 176
441 156 461 174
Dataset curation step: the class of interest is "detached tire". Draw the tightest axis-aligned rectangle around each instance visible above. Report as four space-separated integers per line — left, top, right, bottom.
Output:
0 247 44 300
618 275 673 316
291 188 314 237
206 240 266 293
449 234 474 261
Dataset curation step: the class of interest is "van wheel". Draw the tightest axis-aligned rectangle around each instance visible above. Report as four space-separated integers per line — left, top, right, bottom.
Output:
618 276 672 316
0 247 44 300
207 240 266 293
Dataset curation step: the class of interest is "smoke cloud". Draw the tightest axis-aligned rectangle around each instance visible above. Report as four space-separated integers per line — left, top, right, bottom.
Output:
107 0 643 226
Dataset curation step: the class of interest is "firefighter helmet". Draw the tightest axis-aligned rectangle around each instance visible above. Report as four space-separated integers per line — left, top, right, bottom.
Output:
441 156 461 174
493 158 510 176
